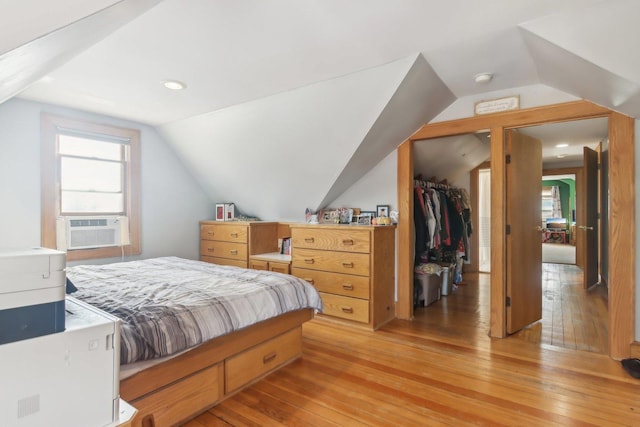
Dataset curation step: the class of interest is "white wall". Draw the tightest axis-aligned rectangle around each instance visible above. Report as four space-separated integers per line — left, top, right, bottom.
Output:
158 55 436 223
332 84 578 213
328 150 397 215
0 98 213 263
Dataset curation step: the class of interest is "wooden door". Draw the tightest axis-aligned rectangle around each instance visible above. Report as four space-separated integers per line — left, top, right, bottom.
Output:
581 146 599 288
506 130 542 334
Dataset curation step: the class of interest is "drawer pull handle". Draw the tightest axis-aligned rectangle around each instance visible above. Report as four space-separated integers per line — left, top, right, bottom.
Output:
304 278 315 284
207 248 214 252
342 262 354 268
342 239 354 245
342 284 354 291
304 237 315 243
304 259 315 264
263 352 277 364
230 233 239 238
341 307 354 314
207 231 214 236
230 250 238 255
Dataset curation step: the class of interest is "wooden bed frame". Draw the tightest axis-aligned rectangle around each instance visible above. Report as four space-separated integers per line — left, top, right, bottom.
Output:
120 308 314 427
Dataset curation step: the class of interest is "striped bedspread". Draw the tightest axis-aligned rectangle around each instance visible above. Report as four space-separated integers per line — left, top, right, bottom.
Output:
66 256 323 365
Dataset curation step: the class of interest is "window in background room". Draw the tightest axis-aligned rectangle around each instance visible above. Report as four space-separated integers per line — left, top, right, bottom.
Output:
478 168 491 273
541 186 554 220
41 114 141 261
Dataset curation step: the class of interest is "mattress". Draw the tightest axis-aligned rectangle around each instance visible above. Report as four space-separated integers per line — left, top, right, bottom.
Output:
66 256 322 365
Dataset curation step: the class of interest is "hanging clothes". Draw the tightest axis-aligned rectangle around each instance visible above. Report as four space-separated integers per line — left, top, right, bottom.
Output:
413 179 473 265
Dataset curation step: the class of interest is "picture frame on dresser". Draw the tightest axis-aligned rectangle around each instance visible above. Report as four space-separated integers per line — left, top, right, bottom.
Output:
318 208 340 224
376 205 390 218
356 211 375 225
215 204 225 221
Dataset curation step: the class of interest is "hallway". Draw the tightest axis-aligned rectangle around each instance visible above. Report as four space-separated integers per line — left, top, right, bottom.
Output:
413 263 608 354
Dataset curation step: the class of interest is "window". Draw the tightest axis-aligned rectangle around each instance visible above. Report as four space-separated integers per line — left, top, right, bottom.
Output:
41 114 141 261
541 187 554 220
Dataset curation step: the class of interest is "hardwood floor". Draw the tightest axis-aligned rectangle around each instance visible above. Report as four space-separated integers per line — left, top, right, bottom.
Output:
511 263 609 353
184 265 636 426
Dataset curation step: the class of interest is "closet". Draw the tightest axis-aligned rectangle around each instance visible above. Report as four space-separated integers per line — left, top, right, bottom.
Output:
413 176 472 308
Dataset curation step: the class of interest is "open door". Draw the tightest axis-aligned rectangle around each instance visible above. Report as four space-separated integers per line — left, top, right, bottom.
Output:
506 130 542 334
581 146 599 288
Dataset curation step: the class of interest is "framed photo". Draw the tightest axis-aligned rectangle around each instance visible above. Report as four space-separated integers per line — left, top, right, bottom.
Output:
318 208 340 224
356 211 375 225
376 205 390 218
339 208 353 224
216 203 235 221
224 203 235 221
215 204 225 221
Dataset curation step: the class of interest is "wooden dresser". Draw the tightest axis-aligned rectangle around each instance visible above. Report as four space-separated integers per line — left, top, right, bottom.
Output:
200 221 277 267
290 224 395 329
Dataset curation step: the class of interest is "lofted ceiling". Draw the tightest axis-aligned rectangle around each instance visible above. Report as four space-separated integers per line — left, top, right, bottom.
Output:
2 0 637 219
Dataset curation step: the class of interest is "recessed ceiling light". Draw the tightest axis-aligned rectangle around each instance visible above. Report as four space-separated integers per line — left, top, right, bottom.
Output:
474 73 493 84
555 143 569 148
163 80 187 90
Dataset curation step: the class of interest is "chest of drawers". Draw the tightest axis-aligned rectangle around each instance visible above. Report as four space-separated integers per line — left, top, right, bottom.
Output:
200 221 277 268
290 224 395 329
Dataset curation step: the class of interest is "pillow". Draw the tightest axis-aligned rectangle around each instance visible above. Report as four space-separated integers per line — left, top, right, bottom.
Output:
66 277 78 294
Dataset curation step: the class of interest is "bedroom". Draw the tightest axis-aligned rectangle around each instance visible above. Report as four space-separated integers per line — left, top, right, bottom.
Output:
1 1 640 426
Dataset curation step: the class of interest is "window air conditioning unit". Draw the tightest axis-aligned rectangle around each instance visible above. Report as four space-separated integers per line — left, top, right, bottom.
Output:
57 216 129 250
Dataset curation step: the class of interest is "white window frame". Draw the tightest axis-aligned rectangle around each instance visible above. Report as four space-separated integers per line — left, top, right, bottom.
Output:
41 113 141 261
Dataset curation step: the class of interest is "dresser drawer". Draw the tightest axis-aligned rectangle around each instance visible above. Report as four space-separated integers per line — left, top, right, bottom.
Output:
292 248 370 276
269 261 291 275
200 224 248 243
320 293 369 323
201 255 248 268
291 268 370 299
200 240 247 261
249 259 269 270
131 363 223 427
225 327 301 393
292 228 370 253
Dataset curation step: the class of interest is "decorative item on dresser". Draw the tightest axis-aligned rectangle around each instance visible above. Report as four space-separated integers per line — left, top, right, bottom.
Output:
290 223 396 329
200 221 278 267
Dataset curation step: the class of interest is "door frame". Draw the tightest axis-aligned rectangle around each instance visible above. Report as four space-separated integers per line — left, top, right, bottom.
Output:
396 100 635 359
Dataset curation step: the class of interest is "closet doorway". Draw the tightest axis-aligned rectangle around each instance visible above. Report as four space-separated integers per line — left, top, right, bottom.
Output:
396 100 635 359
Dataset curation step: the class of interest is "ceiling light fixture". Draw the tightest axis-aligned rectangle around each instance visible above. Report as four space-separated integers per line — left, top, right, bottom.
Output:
163 80 187 90
555 143 569 148
474 73 493 84
556 155 566 159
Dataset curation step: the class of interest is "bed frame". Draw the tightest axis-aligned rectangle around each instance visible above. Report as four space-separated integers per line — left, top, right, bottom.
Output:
120 308 314 427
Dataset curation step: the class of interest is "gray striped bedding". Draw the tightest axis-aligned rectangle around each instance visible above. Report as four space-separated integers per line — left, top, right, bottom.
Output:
66 256 323 365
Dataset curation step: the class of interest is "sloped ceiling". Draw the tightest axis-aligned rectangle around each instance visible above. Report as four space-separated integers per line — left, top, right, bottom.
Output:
3 0 640 220
158 54 454 219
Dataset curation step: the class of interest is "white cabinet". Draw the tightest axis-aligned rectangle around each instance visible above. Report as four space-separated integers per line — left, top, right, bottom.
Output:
0 297 120 427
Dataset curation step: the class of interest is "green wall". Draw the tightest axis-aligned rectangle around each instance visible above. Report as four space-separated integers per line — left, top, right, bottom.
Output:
542 179 576 225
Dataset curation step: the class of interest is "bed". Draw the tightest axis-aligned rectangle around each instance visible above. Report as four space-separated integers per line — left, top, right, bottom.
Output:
66 256 322 427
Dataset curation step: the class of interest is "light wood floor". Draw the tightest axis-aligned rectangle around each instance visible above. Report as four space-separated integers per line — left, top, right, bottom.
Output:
512 263 608 353
185 265 636 426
